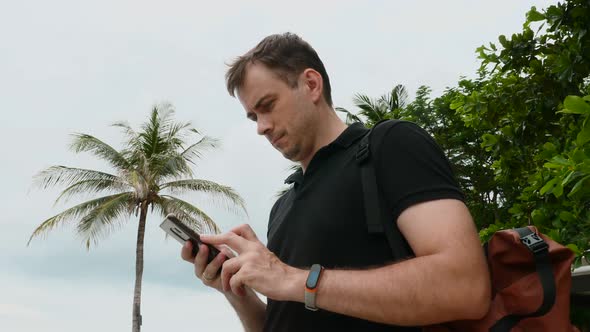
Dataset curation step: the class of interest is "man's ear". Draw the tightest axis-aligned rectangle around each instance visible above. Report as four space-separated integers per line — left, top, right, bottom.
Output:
301 68 323 104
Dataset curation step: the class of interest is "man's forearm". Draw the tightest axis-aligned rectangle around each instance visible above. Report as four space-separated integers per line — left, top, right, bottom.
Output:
287 254 490 326
225 288 266 332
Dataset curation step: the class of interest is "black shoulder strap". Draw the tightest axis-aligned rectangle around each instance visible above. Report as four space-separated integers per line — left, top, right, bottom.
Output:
490 227 556 331
356 120 412 261
356 128 383 234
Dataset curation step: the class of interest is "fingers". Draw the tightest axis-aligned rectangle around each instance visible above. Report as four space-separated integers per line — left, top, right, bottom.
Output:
192 243 209 278
229 224 259 241
221 257 250 296
229 272 247 297
183 224 261 296
200 224 259 254
200 232 248 254
194 244 226 281
218 245 236 259
181 241 195 262
221 256 249 296
193 244 210 277
203 252 227 284
220 256 240 292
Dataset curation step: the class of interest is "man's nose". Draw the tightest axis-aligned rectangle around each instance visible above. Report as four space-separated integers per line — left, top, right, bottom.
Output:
257 116 272 136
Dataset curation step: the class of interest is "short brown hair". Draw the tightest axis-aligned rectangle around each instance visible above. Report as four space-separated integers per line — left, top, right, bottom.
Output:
225 32 333 106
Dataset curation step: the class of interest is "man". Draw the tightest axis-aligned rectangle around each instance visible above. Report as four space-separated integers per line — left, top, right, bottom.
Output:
181 32 491 331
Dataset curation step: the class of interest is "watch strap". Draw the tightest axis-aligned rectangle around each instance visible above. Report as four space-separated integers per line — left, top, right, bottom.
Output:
304 264 324 311
304 288 319 311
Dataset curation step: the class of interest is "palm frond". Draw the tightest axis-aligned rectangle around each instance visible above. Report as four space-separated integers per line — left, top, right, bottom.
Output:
159 195 220 234
394 84 409 109
27 192 134 245
154 102 175 123
139 107 164 158
160 179 247 217
139 103 179 158
180 135 219 164
353 94 386 123
353 94 378 112
155 153 194 180
167 121 192 143
154 136 220 181
76 193 135 249
54 178 131 205
335 107 364 125
69 134 130 171
112 121 142 151
34 166 123 190
381 84 409 111
112 121 138 139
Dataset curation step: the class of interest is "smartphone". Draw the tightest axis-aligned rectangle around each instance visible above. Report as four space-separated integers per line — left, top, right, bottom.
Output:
159 213 220 263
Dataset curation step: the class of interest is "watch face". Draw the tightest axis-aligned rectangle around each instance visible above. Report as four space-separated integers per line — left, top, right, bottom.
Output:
306 264 322 289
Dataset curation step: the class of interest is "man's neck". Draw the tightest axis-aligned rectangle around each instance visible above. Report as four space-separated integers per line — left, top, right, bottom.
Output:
300 108 347 172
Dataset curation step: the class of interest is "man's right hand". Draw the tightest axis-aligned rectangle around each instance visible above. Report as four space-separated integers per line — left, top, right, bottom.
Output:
181 241 231 293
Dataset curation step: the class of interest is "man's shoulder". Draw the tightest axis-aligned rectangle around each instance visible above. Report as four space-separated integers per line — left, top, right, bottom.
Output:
369 120 437 155
370 120 426 139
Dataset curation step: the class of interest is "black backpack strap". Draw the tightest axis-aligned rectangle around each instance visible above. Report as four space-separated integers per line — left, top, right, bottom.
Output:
356 120 412 261
356 130 383 234
490 227 556 331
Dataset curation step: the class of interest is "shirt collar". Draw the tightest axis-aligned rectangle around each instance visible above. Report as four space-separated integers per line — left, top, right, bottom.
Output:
330 122 369 148
284 167 303 185
283 122 368 185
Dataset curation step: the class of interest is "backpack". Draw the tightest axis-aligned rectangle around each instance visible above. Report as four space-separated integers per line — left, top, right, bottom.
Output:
355 119 578 332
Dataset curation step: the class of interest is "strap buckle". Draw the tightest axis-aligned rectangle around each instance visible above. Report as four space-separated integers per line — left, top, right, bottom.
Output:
520 233 549 254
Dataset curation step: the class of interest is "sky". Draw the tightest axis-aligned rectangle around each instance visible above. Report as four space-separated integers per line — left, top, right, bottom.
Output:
0 0 557 331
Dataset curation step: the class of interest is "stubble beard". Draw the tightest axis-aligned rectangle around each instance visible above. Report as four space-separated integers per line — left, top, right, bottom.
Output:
280 144 300 161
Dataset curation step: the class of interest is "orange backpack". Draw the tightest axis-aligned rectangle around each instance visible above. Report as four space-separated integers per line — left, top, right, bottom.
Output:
424 227 577 332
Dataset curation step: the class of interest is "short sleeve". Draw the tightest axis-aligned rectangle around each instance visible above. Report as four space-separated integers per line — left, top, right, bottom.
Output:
373 121 465 222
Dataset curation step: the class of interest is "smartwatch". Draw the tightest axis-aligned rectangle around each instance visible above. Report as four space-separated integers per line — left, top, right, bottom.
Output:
304 264 324 311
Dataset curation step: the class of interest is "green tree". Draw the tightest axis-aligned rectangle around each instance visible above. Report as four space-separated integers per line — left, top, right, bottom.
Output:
28 103 247 332
407 86 501 231
450 0 590 260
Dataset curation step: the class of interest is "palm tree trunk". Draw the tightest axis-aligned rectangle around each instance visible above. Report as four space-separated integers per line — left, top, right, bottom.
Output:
132 201 148 332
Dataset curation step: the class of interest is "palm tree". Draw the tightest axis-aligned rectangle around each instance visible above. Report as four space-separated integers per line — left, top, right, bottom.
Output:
28 103 247 332
336 84 409 126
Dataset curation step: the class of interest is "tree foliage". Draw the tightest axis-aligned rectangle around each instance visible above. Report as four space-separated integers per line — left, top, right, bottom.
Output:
452 0 590 265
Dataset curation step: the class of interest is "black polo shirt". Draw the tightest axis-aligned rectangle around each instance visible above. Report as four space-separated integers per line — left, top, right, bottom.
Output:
263 121 464 332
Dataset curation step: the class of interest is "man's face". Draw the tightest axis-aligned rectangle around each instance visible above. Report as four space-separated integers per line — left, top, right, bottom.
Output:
237 63 317 162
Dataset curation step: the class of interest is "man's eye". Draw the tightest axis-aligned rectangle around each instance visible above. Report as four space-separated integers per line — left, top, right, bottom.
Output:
262 101 274 111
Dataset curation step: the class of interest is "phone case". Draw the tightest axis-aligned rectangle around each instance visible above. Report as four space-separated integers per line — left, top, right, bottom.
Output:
159 214 220 263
